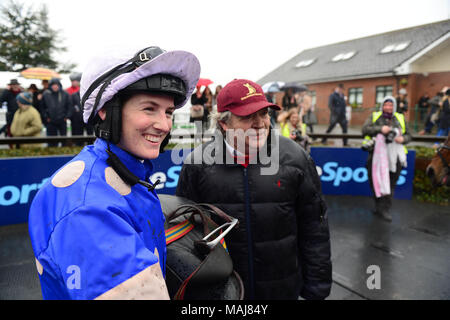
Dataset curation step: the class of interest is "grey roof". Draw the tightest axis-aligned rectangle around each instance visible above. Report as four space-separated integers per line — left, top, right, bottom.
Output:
258 19 450 85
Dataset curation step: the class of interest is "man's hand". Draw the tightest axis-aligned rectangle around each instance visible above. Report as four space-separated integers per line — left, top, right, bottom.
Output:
394 136 404 144
381 125 391 135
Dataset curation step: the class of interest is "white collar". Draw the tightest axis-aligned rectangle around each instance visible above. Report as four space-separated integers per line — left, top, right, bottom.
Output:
224 138 244 157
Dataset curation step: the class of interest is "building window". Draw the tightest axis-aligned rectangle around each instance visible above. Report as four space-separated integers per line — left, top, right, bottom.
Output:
376 85 393 105
380 41 411 53
295 59 315 68
310 90 316 106
332 51 356 62
348 88 363 107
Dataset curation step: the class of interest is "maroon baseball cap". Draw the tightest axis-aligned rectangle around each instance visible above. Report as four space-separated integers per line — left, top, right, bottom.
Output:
217 79 281 116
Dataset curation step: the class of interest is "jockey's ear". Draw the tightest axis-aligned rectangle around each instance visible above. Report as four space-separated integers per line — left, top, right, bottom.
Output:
98 108 107 121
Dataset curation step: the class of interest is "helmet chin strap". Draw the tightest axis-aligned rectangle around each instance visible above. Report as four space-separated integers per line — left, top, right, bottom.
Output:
105 143 160 192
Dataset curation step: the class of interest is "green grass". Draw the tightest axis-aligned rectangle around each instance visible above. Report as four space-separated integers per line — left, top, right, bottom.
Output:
0 146 84 158
413 169 449 206
408 145 436 159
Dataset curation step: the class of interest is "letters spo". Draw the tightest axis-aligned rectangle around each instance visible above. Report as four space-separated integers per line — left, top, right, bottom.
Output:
317 162 407 187
0 178 48 206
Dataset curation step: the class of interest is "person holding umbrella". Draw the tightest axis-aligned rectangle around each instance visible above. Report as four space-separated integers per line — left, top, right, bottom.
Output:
190 78 213 142
282 82 308 111
282 87 298 110
19 67 61 124
190 85 207 143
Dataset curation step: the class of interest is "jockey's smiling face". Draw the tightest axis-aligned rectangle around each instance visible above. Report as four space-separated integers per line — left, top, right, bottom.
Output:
98 92 174 160
383 100 394 114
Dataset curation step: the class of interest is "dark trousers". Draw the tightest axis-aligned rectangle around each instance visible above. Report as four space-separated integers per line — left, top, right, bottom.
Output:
46 119 67 147
367 158 402 214
419 108 428 122
71 117 94 146
424 106 438 133
0 124 7 135
323 112 348 145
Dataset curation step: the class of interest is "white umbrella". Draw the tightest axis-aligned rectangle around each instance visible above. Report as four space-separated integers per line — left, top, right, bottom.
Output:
262 81 285 93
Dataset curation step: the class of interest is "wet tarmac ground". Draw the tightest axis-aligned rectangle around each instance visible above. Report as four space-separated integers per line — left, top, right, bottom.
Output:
1 195 449 300
326 195 450 300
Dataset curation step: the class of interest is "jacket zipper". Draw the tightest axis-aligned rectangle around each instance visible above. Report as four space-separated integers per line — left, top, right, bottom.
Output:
243 167 255 299
319 197 328 226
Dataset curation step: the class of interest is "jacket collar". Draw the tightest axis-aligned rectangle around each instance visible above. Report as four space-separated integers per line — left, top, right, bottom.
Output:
93 138 154 181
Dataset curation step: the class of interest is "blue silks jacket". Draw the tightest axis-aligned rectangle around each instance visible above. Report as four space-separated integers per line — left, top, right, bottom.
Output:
28 139 166 299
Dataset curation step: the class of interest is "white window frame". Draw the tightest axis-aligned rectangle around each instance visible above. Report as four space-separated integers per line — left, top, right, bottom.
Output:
348 87 363 106
381 41 411 54
375 85 393 105
331 51 356 62
394 41 410 51
295 59 315 68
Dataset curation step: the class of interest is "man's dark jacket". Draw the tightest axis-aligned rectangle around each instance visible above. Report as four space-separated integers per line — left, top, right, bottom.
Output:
439 98 450 129
0 89 20 125
176 133 332 300
328 91 346 116
41 79 72 122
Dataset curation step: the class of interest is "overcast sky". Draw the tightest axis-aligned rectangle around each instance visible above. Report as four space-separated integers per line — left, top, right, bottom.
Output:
29 0 450 88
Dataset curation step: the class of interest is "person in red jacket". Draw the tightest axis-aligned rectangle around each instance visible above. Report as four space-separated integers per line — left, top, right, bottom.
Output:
66 72 82 95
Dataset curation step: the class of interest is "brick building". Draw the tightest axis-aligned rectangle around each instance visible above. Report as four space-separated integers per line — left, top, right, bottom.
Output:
258 19 450 127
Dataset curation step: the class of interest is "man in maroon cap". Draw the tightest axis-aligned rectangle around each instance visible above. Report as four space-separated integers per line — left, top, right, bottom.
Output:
176 79 332 300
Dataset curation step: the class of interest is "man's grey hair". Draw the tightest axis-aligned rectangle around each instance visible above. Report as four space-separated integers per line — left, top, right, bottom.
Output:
209 110 232 133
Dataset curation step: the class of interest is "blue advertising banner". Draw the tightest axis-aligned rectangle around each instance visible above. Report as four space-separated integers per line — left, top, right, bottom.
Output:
0 147 415 226
148 149 189 195
310 147 415 200
0 155 74 226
